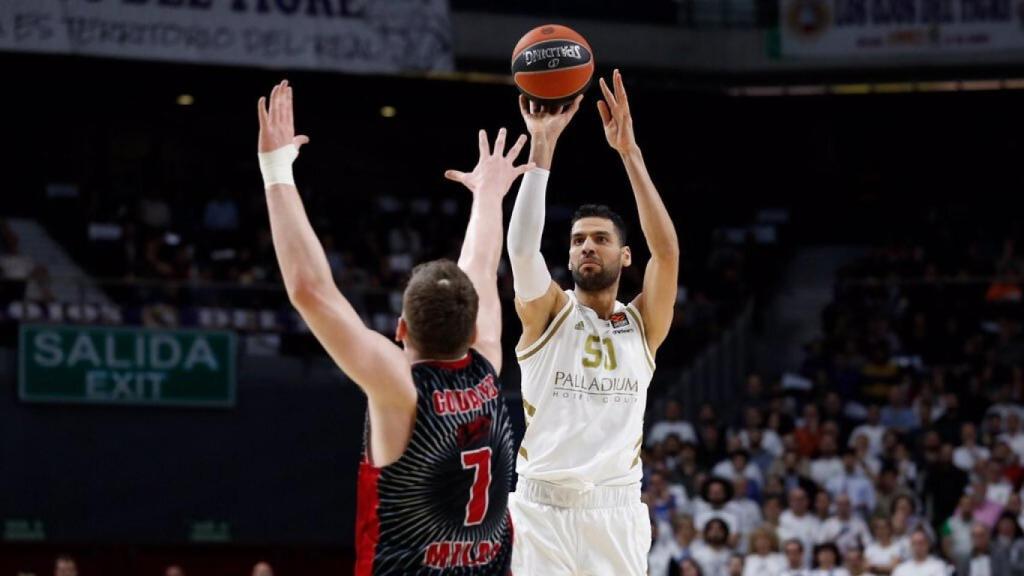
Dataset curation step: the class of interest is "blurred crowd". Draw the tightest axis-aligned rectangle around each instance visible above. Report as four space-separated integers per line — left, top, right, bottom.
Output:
14 172 768 367
42 556 274 576
642 223 1024 575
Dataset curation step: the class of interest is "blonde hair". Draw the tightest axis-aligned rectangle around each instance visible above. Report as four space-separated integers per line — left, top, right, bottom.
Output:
749 525 780 553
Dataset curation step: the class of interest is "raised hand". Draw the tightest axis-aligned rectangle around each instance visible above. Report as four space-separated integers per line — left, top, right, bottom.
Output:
257 80 310 154
445 128 534 197
518 94 583 145
597 69 637 155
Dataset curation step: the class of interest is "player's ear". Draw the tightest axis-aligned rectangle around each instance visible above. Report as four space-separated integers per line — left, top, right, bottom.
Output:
395 316 408 344
468 324 478 346
622 246 632 268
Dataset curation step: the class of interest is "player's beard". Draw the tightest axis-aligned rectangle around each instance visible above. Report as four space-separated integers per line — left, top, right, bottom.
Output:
571 260 620 292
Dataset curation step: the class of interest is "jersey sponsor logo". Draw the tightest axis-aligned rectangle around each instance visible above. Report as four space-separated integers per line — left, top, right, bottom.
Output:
423 539 503 569
574 320 585 331
609 312 629 328
432 374 499 416
552 371 641 404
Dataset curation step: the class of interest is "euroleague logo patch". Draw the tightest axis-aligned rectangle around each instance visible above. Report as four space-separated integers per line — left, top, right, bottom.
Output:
610 312 630 329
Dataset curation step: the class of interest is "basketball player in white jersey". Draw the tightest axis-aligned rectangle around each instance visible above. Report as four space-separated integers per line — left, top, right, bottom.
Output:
507 69 680 575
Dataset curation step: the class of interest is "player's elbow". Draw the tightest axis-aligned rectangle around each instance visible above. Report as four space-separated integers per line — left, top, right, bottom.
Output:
286 276 330 311
652 242 680 263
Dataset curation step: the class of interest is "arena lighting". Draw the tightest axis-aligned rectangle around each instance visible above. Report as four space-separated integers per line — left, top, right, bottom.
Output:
830 83 871 95
915 81 959 92
786 85 827 95
380 105 397 118
961 79 1001 91
873 82 915 94
728 78 1024 96
176 94 195 106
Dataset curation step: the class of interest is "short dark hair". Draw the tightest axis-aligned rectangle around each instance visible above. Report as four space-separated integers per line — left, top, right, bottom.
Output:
813 543 841 568
402 260 478 358
572 204 627 245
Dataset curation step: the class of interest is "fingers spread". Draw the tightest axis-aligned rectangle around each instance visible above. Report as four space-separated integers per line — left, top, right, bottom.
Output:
258 97 268 126
478 129 490 157
613 69 629 110
506 134 528 161
599 77 617 109
494 127 507 156
597 100 612 126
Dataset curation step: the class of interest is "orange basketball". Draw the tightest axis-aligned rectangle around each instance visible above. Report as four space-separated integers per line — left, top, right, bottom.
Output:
511 24 594 105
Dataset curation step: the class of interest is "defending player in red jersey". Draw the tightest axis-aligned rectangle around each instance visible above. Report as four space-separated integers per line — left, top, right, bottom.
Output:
256 80 529 575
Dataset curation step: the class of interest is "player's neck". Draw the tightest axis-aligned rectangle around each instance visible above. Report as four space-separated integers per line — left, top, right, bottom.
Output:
572 286 619 319
404 346 469 364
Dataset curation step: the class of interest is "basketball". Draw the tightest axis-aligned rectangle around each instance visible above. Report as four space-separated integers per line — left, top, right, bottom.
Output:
511 24 594 105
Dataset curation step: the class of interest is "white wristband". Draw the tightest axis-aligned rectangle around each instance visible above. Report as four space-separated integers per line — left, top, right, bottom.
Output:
258 144 298 188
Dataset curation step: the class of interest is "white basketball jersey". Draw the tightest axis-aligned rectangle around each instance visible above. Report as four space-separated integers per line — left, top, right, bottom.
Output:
516 290 655 489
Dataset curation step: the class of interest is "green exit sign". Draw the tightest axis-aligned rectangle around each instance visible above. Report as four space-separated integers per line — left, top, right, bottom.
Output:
19 324 236 407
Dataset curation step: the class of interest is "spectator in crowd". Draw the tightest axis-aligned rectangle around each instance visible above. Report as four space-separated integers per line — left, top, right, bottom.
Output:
737 407 784 459
866 517 905 574
769 450 815 495
763 495 785 530
729 476 762 549
968 479 1005 529
251 562 273 576
795 405 823 458
1001 412 1024 461
650 400 698 446
849 404 886 458
813 491 833 524
990 511 1024 574
811 542 849 576
881 387 919 435
691 518 734 576
943 495 979 573
651 515 682 576
843 547 868 576
819 493 871 556
712 449 764 489
922 443 969 528
54 556 77 576
693 477 739 538
673 557 704 576
891 530 947 576
164 567 185 576
968 522 993 576
673 514 699 562
649 470 686 524
810 435 844 487
824 449 877 518
781 538 807 575
727 554 744 576
743 526 786 576
983 460 1013 506
874 465 913 519
850 434 881 477
779 487 821 565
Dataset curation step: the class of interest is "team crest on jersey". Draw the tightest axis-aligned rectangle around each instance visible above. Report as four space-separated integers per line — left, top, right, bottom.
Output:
610 312 629 328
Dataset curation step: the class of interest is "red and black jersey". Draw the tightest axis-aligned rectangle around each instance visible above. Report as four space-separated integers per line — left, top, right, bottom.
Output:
355 350 515 575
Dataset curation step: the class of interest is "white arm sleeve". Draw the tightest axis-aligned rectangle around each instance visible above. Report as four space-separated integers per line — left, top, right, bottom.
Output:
507 168 552 302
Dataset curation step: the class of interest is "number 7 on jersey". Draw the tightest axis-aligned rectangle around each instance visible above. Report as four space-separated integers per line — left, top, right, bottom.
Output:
461 447 492 526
